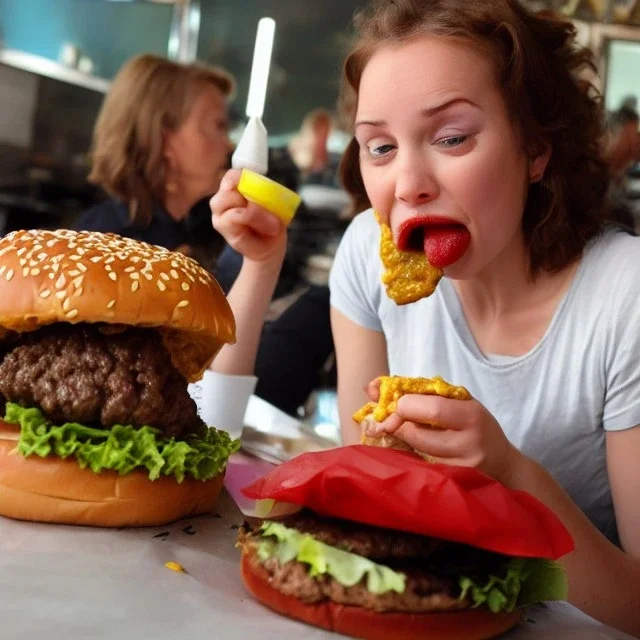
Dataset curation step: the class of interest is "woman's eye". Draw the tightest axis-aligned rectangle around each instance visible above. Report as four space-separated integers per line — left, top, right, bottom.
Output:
438 135 468 148
369 144 396 158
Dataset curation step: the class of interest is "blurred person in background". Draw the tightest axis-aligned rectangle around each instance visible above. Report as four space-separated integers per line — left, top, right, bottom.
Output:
73 54 234 270
603 103 640 230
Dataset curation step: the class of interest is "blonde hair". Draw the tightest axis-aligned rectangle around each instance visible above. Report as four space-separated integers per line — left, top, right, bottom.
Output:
89 54 234 226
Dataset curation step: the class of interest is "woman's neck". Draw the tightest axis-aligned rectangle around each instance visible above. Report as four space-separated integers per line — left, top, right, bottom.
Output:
451 235 579 356
163 191 195 222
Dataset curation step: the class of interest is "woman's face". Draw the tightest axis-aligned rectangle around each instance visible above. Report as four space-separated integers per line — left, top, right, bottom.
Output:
354 37 547 278
165 84 232 202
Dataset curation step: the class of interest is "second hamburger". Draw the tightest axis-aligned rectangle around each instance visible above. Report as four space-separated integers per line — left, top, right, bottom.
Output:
0 229 239 527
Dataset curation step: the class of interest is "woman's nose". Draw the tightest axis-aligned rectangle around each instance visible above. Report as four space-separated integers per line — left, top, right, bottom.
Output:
394 155 439 206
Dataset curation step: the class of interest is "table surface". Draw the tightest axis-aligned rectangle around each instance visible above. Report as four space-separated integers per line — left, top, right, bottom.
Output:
0 456 636 640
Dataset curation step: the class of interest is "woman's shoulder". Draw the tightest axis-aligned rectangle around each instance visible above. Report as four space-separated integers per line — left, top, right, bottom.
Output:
342 208 380 243
578 226 640 304
72 199 130 234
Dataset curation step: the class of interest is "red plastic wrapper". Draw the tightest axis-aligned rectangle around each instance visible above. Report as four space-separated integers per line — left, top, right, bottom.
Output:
242 445 574 560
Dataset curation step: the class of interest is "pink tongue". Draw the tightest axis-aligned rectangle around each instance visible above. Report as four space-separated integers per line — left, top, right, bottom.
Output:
423 225 471 268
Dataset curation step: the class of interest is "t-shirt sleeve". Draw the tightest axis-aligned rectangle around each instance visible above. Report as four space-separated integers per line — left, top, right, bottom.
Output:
602 236 640 431
329 210 383 332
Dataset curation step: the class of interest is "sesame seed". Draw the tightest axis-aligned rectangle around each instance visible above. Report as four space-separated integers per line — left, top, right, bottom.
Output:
55 291 66 300
48 273 55 280
30 268 41 276
0 266 5 276
129 272 139 280
22 268 29 277
29 259 38 267
69 255 81 262
54 275 66 289
19 258 27 267
16 248 26 256
74 287 83 297
40 290 51 299
66 309 79 319
107 300 116 309
73 276 84 289
157 280 167 292
108 272 117 281
171 260 179 268
105 265 112 272
77 263 87 273
46 240 56 248
90 256 102 263
160 273 170 281
170 270 179 279
142 271 153 281
68 270 80 277
63 298 71 311
38 252 47 260
176 300 189 308
124 266 135 273
131 281 139 292
181 282 190 291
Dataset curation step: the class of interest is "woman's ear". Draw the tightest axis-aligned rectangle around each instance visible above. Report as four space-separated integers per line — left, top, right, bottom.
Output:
529 143 551 183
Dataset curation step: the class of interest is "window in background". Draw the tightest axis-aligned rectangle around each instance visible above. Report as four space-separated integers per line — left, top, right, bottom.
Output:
0 0 173 80
605 39 640 110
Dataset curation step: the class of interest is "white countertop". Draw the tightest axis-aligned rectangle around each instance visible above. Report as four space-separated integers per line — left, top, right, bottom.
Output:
0 456 635 640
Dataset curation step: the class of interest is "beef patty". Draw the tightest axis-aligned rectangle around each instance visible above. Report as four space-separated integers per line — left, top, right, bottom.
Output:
0 323 203 438
238 511 508 613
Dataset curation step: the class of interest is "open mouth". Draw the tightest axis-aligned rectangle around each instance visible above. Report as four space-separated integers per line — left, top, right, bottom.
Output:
396 216 471 268
397 217 466 252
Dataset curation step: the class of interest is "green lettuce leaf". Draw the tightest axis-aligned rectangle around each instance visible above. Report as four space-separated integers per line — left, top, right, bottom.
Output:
257 521 568 612
4 402 240 483
459 557 568 613
256 521 406 595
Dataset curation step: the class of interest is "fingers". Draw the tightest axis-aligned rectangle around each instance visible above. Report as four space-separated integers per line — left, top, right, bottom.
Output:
395 394 473 430
210 187 247 219
232 204 284 237
363 412 402 437
364 377 382 402
211 188 283 239
218 169 243 192
392 421 463 459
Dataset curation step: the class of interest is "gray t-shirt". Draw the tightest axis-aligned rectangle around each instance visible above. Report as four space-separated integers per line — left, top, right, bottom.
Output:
330 209 640 542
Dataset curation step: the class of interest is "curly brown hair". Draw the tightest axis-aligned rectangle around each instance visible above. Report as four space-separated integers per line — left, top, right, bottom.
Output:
89 54 234 228
339 0 611 275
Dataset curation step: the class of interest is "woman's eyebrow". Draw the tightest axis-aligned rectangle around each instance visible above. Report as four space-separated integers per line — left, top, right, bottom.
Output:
356 98 480 130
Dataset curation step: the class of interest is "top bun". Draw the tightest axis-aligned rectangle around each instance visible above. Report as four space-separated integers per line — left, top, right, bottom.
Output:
0 229 236 382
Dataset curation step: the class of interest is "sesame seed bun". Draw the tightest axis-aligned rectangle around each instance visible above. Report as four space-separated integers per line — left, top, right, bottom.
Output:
0 229 235 382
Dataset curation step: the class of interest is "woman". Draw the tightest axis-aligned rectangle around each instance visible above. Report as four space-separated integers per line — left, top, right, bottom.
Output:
75 53 234 267
209 1 640 633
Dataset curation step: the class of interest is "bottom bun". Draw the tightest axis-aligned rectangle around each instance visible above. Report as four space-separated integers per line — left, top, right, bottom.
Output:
241 551 522 640
0 428 224 527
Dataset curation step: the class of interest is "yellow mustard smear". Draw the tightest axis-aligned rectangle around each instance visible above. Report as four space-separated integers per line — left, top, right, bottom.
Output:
376 211 443 305
164 561 186 573
353 375 471 425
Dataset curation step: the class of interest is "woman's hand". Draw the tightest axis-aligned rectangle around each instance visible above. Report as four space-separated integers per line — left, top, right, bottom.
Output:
363 380 521 485
210 169 287 266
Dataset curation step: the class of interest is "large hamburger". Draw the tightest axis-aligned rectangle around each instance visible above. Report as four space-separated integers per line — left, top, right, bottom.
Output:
238 445 573 640
0 229 239 527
